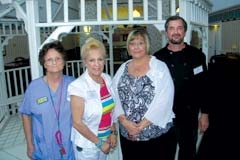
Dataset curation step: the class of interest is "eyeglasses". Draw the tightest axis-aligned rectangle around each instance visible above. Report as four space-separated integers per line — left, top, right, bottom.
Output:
45 57 63 65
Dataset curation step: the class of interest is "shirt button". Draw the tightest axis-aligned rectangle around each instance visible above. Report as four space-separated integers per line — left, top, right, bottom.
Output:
171 64 174 67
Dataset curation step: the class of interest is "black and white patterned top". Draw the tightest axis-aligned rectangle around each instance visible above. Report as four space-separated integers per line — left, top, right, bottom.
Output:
117 62 172 141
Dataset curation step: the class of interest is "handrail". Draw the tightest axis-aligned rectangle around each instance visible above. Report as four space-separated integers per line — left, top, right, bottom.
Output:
1 59 111 107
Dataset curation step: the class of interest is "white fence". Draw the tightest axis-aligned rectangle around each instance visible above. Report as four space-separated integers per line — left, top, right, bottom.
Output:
65 58 110 78
1 59 111 106
0 59 111 128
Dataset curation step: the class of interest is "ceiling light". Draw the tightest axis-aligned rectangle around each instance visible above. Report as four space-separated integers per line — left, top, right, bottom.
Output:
133 9 141 17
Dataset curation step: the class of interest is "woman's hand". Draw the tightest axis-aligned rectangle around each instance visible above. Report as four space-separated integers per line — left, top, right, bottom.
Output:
26 143 34 160
119 115 140 137
101 141 111 154
107 133 117 148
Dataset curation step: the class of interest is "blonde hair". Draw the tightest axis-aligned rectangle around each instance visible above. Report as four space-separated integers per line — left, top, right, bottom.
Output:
126 29 150 54
81 37 106 60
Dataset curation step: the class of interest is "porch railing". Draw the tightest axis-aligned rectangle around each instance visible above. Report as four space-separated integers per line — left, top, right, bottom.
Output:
0 58 111 107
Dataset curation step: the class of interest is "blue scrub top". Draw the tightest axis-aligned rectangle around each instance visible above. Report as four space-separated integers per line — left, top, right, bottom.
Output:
19 75 75 160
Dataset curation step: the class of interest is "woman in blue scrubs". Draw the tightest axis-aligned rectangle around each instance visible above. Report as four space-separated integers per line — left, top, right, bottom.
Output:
19 41 75 160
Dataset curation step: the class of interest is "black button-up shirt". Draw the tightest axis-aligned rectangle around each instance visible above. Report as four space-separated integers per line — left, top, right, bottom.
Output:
154 43 208 116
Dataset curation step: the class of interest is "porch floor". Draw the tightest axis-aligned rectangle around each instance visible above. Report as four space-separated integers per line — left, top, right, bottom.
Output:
0 115 28 160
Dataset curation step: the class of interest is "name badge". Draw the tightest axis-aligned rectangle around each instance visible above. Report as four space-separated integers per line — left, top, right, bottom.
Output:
193 65 203 75
87 91 98 99
37 96 48 104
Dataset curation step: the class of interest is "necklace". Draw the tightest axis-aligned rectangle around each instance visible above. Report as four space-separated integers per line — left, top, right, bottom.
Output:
46 77 66 156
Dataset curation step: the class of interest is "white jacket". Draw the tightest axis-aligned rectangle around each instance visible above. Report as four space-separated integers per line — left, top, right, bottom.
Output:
67 70 114 148
112 56 175 128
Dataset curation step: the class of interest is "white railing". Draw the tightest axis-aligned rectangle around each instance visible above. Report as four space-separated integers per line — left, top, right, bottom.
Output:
0 58 111 107
4 66 31 98
65 58 111 78
0 21 26 36
0 66 31 126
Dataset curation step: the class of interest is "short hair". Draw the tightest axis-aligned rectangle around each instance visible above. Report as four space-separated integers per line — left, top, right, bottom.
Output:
126 29 150 54
164 15 188 32
81 37 106 60
38 40 66 66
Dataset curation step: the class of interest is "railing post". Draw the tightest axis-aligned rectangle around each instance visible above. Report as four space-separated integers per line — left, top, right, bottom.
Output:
171 0 176 16
0 47 8 107
157 0 162 20
26 0 43 79
128 0 133 21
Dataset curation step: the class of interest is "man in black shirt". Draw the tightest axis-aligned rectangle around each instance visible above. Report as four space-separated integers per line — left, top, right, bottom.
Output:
154 15 209 160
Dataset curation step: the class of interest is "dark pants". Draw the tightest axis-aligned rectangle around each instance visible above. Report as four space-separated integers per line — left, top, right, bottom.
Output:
176 119 198 160
174 110 199 160
120 127 176 160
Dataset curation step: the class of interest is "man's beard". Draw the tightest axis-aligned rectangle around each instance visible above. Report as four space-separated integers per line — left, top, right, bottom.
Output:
169 37 184 45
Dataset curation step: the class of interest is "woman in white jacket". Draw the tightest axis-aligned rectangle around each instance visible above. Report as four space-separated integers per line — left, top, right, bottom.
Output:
67 37 120 160
112 29 175 160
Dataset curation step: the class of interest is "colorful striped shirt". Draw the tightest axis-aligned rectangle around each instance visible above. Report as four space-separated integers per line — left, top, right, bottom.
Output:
98 78 115 138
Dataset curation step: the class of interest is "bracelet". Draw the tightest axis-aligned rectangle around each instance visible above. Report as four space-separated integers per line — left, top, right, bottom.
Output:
111 130 118 136
95 139 104 149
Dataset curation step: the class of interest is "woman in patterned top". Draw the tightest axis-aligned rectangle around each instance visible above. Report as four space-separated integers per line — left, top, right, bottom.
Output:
112 29 176 160
67 37 120 160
